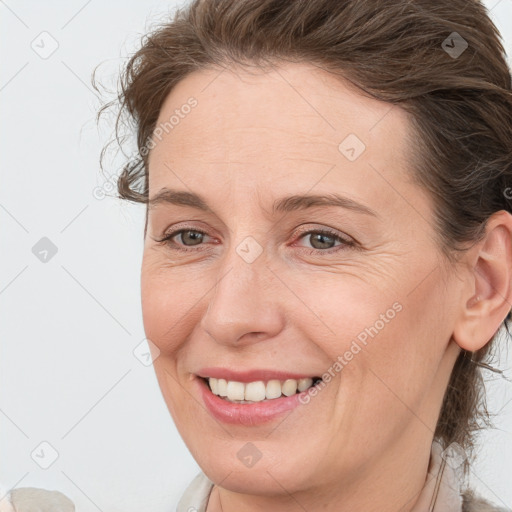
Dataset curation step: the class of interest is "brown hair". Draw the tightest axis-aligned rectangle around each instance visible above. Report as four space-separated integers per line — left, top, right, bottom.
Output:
95 0 512 478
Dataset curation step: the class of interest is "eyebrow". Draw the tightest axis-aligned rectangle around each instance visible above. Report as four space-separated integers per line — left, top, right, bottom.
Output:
148 188 213 212
148 188 379 218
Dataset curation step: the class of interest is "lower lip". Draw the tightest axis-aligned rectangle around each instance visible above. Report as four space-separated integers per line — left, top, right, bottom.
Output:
196 377 310 426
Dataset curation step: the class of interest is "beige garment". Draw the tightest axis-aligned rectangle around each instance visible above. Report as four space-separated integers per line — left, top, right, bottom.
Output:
411 440 510 512
0 488 74 512
410 440 463 511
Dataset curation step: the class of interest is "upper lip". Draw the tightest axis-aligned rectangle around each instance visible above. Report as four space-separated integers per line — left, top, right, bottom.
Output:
196 367 321 383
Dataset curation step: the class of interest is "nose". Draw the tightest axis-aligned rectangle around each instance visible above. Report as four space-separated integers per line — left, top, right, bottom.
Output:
199 247 285 347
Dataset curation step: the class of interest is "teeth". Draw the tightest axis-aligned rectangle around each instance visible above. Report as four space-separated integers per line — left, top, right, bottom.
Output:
245 381 266 401
226 381 245 401
217 379 228 397
207 376 316 403
297 378 313 392
282 379 297 396
209 378 218 395
266 379 282 399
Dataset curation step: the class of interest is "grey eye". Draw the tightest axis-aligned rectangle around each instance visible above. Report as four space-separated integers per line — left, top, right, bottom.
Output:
178 230 205 246
307 232 338 250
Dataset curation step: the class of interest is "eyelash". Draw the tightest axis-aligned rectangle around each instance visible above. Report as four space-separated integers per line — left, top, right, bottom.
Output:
154 226 356 255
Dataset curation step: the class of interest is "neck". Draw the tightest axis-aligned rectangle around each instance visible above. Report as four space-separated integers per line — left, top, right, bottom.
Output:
207 433 433 512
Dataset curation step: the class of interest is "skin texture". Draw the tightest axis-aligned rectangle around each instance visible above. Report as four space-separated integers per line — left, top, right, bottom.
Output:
141 62 512 512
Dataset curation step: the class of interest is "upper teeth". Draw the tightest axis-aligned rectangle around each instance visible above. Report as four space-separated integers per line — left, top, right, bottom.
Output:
207 377 316 403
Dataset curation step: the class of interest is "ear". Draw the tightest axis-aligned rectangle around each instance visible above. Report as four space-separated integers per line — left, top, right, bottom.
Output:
452 210 512 352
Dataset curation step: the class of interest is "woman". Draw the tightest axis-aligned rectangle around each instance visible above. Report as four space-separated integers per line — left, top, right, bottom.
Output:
98 0 512 510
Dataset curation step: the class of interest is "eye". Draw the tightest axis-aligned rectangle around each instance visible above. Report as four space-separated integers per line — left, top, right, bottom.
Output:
175 229 205 246
155 228 213 252
294 227 356 253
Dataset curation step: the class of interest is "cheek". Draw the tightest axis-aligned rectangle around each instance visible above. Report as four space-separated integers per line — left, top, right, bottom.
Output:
140 258 205 353
140 260 206 427
286 269 403 360
294 265 445 411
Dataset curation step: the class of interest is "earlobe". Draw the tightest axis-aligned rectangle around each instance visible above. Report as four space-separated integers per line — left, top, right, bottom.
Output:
452 210 512 352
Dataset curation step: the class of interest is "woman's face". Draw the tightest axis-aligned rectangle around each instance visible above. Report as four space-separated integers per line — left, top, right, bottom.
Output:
141 63 463 500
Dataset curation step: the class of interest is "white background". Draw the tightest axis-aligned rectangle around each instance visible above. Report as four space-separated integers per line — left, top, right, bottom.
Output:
1 1 511 511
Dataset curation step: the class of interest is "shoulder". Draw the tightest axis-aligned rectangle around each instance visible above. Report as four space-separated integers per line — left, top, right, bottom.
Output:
1 487 74 512
462 489 511 512
177 472 214 512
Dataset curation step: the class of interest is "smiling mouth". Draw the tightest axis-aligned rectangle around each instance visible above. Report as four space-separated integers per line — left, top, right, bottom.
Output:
200 376 323 404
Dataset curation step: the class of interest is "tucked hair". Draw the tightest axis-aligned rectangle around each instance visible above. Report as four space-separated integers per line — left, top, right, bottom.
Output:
95 0 512 478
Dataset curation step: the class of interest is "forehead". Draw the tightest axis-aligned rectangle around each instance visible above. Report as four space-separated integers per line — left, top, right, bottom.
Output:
147 62 415 213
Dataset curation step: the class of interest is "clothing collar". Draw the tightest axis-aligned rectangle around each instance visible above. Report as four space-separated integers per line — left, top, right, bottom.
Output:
410 440 463 512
